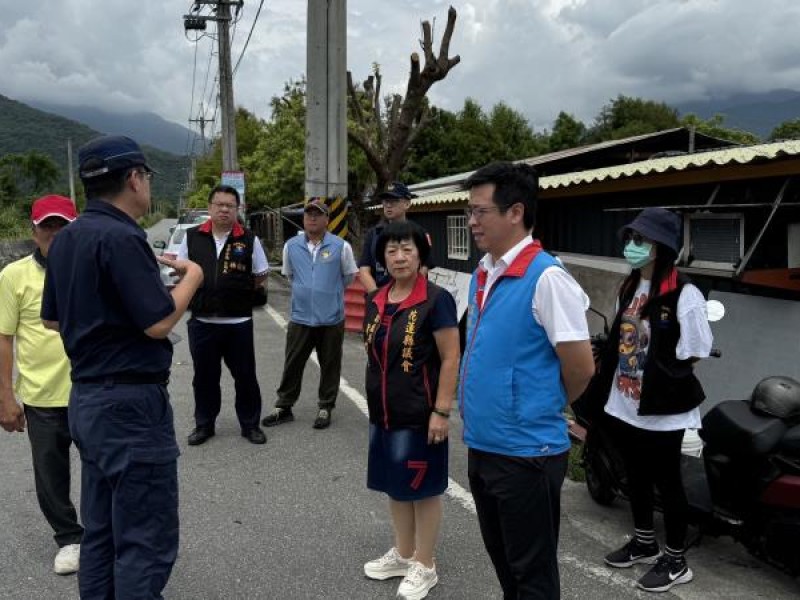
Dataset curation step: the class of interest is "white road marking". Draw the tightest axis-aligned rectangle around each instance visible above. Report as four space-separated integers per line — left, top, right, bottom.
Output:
265 305 477 512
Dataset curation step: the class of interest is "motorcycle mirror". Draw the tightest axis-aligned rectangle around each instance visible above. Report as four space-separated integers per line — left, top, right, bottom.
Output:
707 299 725 322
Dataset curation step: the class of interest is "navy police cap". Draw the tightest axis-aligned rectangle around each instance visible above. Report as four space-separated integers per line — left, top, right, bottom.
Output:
78 135 157 180
377 181 417 201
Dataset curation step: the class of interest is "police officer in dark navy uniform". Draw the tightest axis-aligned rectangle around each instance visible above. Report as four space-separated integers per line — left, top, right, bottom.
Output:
358 182 434 293
41 135 204 600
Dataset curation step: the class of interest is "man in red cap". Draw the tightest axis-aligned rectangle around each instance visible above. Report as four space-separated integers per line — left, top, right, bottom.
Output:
0 195 83 575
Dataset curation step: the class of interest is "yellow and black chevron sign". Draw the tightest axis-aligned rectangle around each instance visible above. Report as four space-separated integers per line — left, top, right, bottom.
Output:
327 196 348 238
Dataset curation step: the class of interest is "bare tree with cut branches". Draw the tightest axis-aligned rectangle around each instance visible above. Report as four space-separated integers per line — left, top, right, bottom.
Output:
347 6 460 195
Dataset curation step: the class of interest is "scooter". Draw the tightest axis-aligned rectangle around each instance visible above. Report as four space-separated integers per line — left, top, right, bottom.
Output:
568 303 800 576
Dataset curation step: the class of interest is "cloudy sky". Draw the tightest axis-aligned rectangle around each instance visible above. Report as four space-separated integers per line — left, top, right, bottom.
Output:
3 0 800 135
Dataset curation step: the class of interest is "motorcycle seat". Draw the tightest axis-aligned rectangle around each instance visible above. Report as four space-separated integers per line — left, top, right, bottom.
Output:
777 423 800 456
701 399 788 457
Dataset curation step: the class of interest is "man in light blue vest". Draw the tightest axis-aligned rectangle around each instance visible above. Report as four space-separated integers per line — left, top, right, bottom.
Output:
263 198 358 429
459 162 595 600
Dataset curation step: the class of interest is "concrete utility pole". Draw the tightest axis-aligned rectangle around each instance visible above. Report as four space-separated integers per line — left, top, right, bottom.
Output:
216 1 239 171
184 1 241 171
306 0 348 236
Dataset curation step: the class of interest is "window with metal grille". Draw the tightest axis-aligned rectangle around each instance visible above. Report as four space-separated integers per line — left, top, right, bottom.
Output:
688 214 743 269
447 215 470 260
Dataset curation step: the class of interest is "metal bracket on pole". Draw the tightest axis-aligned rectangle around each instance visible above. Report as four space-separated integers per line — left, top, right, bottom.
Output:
704 183 720 207
735 177 792 277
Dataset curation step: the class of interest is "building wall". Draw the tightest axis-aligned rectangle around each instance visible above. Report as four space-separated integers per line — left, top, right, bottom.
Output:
408 211 481 273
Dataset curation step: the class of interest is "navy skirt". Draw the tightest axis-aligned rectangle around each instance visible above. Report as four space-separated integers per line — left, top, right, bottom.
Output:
367 423 449 501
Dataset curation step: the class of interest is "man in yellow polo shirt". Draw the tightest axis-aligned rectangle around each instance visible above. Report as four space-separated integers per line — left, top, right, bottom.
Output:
0 195 83 575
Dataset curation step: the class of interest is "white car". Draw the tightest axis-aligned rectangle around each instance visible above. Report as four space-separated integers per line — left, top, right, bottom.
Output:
153 211 210 286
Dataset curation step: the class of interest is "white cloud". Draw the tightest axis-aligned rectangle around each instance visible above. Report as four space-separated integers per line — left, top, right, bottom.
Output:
1 0 800 137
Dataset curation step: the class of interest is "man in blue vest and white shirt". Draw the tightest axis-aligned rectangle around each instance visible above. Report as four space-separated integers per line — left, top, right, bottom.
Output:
459 162 595 600
263 198 358 430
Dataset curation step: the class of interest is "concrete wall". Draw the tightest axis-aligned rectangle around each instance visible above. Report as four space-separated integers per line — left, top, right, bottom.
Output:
558 252 629 334
0 239 34 270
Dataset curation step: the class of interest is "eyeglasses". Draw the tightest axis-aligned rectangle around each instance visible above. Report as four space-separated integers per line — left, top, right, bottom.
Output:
135 170 154 181
623 231 647 246
464 205 501 219
211 202 237 211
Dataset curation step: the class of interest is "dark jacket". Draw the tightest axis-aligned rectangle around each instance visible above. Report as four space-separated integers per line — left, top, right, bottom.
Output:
364 274 443 430
588 270 706 416
187 221 255 318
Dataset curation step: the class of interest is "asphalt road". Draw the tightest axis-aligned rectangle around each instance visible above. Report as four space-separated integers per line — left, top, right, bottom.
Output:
1 239 798 599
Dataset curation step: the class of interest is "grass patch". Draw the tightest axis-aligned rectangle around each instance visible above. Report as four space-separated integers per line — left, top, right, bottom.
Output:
0 205 29 240
138 212 166 230
567 444 586 482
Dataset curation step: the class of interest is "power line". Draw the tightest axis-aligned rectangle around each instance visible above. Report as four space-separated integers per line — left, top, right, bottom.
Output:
185 38 200 156
233 0 265 76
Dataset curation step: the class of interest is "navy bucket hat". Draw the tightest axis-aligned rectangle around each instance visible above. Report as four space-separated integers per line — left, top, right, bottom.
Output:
621 207 682 254
78 135 156 180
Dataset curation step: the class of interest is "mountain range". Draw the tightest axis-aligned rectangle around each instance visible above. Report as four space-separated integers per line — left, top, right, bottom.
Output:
26 100 206 156
675 89 800 138
0 94 189 203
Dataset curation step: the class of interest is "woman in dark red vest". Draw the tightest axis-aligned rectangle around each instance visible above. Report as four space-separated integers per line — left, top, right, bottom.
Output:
361 221 459 600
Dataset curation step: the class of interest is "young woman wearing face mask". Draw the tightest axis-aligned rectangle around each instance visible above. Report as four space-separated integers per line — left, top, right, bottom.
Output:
589 207 713 593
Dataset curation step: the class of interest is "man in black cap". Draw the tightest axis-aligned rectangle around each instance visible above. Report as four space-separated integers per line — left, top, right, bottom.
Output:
358 182 434 293
41 135 204 600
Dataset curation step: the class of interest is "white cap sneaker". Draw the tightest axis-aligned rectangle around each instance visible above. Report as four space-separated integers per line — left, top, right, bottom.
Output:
54 543 80 575
364 547 412 580
397 560 438 600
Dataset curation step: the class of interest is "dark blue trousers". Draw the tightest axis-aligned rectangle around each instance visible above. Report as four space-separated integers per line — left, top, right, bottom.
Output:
69 381 179 600
187 318 262 431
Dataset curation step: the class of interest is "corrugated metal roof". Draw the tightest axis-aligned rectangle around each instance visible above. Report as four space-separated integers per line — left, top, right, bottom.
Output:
408 140 800 209
542 139 800 189
407 127 735 194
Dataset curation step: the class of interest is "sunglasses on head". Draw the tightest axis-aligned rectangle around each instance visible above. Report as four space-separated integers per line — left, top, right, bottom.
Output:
623 231 647 246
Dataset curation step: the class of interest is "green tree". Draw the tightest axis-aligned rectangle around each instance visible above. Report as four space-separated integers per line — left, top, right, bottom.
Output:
769 118 800 141
188 107 268 207
405 99 546 183
243 80 307 208
587 95 680 142
680 114 760 145
189 79 374 211
0 151 60 202
488 102 547 160
548 112 587 151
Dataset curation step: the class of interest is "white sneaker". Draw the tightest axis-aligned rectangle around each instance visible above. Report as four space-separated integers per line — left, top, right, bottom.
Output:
397 561 438 600
54 543 80 575
364 547 412 580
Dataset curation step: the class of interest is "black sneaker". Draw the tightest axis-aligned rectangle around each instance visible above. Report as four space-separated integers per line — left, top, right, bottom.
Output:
312 408 331 429
261 408 294 427
637 554 693 593
604 539 662 568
